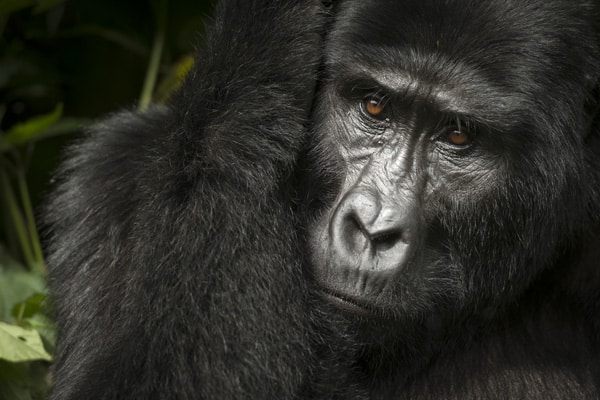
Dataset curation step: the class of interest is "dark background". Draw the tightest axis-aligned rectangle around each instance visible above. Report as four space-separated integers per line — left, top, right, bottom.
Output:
2 0 214 208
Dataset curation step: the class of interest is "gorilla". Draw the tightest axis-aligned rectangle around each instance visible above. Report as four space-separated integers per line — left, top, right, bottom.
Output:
45 0 600 399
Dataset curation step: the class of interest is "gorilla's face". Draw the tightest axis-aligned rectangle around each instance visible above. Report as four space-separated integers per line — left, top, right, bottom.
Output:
307 0 594 320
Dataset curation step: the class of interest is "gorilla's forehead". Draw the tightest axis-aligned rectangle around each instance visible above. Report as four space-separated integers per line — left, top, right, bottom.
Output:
331 0 590 46
328 0 595 81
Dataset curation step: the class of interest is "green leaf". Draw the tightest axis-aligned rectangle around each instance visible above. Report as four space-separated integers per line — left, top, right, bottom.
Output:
0 108 87 153
0 104 63 148
32 117 90 140
0 0 36 16
154 55 194 104
11 294 45 321
0 322 51 362
0 249 46 322
21 314 55 354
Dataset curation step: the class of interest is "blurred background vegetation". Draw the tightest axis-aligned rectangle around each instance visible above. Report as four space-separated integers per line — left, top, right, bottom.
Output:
0 0 213 398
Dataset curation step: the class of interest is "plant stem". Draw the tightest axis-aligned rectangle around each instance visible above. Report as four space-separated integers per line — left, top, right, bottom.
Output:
0 169 36 268
138 0 167 111
16 167 45 273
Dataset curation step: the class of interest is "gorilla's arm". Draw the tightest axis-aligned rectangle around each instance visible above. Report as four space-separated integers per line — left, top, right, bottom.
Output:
45 1 327 399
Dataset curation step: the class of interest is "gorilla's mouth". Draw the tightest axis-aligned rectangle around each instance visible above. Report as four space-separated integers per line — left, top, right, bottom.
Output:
319 288 374 315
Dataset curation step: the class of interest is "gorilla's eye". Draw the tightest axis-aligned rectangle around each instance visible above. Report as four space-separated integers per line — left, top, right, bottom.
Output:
447 129 470 146
361 96 387 120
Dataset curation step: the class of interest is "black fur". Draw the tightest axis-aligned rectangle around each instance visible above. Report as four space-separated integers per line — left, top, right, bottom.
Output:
45 1 330 398
45 0 600 399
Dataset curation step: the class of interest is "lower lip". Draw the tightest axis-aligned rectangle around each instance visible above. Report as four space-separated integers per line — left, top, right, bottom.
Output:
320 290 372 315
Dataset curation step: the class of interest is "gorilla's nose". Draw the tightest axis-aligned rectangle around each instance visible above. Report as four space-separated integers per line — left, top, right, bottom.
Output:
330 190 410 271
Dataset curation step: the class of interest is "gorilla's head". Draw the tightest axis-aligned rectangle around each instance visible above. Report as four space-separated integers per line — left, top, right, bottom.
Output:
306 0 600 321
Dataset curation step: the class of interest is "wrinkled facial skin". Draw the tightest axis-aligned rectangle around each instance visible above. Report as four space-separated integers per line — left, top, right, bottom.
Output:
307 0 595 320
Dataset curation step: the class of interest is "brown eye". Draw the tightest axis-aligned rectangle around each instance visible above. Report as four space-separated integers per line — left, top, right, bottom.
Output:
447 130 470 146
362 97 386 119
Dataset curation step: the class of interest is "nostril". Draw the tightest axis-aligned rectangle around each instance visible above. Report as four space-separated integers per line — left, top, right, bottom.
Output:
370 231 403 252
347 211 404 253
344 213 370 253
